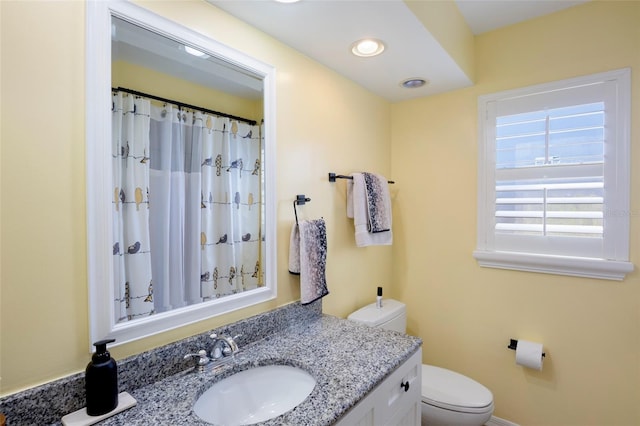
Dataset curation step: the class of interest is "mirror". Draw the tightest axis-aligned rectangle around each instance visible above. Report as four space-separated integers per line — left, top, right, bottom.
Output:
86 1 276 347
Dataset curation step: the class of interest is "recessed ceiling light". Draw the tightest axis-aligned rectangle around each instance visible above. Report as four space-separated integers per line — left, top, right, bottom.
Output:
351 38 385 57
274 0 301 3
400 78 429 89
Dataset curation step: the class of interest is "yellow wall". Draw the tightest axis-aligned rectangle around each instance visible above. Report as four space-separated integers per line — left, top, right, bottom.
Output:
0 0 391 395
112 60 263 122
391 2 640 425
404 0 475 82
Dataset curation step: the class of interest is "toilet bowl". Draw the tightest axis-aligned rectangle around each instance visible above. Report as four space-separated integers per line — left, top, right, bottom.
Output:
421 365 494 426
347 299 494 426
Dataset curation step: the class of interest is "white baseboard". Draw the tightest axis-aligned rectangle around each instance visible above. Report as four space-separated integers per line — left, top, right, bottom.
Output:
485 415 520 426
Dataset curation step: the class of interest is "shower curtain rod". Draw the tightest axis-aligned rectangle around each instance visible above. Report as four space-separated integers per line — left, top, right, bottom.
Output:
112 86 257 126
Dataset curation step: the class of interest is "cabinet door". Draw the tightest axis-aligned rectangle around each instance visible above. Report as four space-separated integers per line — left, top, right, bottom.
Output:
381 349 422 426
334 402 376 426
335 348 422 426
386 398 421 426
383 350 422 426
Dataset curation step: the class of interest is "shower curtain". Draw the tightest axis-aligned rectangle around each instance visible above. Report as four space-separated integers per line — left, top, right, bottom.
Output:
112 92 153 321
198 114 262 302
112 91 262 321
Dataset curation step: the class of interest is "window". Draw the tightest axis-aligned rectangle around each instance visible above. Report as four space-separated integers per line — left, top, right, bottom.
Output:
474 69 632 280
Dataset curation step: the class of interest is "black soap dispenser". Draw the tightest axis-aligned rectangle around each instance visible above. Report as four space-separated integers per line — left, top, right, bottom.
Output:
86 339 118 416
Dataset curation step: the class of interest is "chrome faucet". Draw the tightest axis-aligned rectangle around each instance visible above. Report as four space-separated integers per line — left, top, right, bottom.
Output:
209 333 241 361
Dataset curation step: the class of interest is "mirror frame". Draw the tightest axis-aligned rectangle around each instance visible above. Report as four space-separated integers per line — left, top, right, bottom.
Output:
86 0 277 349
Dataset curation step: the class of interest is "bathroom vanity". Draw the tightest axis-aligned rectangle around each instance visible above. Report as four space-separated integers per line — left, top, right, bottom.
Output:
94 314 422 425
0 301 422 425
335 350 422 426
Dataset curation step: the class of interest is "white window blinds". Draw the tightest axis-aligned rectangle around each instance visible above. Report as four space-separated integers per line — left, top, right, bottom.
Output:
474 69 632 280
495 101 605 240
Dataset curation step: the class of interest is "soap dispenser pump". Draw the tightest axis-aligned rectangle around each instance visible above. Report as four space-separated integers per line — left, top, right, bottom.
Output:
85 339 118 416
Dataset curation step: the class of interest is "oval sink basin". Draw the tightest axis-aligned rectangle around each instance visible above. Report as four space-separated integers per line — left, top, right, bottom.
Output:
193 365 316 425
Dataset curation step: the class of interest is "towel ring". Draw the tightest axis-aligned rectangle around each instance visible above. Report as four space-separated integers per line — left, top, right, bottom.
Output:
293 194 311 226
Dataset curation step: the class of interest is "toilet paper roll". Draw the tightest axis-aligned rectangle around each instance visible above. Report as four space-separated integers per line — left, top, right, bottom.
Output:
515 340 544 371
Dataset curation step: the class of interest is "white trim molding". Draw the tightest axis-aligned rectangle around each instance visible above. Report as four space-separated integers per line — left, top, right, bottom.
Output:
473 250 633 281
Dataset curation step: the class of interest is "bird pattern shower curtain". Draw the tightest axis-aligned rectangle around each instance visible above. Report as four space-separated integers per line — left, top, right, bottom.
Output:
112 91 263 321
112 92 153 321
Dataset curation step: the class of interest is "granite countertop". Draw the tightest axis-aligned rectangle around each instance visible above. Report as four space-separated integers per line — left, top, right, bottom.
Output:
99 314 422 426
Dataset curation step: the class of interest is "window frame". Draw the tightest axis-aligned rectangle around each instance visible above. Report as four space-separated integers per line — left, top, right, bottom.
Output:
474 68 633 280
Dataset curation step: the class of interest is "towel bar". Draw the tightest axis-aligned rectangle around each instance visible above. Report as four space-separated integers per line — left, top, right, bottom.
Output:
328 172 395 184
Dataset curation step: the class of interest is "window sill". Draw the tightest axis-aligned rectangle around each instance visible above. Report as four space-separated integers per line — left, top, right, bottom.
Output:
473 250 633 281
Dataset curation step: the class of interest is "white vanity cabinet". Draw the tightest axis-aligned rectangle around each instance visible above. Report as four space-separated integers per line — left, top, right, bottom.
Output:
335 348 422 426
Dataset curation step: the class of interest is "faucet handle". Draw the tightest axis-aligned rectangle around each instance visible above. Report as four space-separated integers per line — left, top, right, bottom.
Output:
210 333 240 345
224 335 239 354
184 349 210 367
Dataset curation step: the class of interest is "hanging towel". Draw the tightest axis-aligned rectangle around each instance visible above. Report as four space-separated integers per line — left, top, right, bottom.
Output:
363 172 392 233
347 173 393 247
289 219 329 305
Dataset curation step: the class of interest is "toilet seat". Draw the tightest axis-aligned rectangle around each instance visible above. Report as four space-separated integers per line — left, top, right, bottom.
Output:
421 365 494 414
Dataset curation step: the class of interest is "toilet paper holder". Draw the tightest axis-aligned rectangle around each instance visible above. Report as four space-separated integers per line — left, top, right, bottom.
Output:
508 339 545 357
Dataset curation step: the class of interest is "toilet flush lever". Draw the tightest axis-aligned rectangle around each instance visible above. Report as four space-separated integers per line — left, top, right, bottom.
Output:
400 380 410 392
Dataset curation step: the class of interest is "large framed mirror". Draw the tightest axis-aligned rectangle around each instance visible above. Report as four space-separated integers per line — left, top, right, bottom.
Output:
86 0 276 348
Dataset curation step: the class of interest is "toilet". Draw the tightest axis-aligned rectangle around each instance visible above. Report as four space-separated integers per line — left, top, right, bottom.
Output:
347 299 494 426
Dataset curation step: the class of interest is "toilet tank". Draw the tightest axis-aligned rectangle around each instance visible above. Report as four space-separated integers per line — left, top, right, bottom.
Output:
347 299 406 333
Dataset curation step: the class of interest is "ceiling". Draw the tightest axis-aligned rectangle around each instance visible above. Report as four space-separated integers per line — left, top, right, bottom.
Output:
112 16 263 99
455 0 587 35
209 0 589 102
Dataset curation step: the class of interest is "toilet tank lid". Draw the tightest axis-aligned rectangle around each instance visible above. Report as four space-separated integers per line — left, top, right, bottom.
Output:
347 299 406 327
